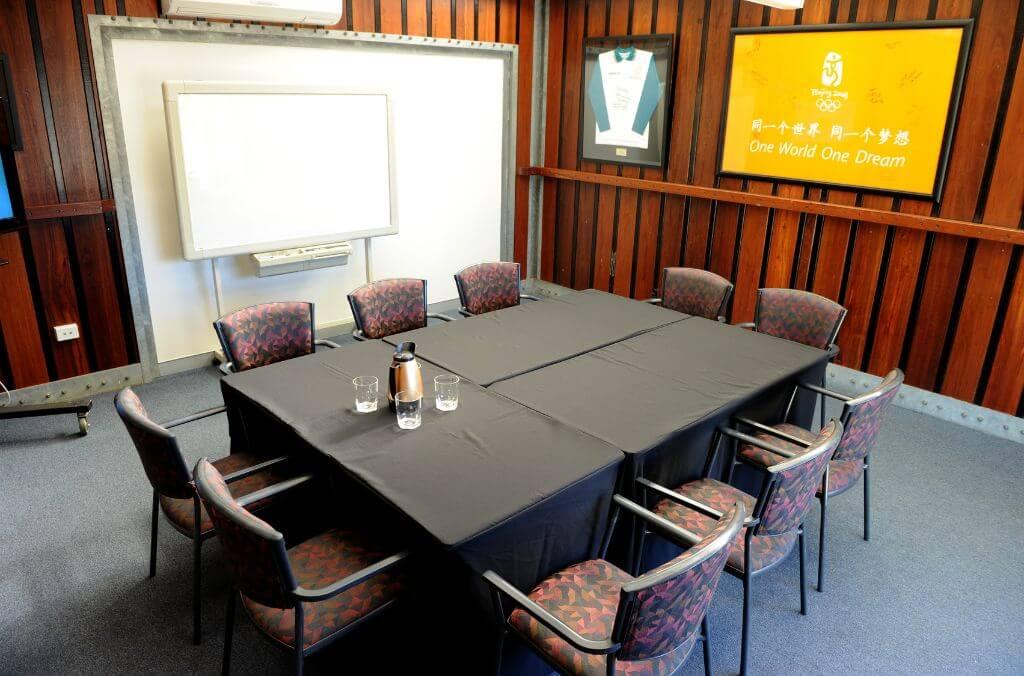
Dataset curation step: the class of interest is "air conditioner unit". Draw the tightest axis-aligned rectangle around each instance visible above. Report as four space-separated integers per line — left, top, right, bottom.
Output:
161 0 342 25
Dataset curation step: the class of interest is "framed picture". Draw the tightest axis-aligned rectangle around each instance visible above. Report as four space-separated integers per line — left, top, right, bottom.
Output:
580 34 674 168
717 20 973 200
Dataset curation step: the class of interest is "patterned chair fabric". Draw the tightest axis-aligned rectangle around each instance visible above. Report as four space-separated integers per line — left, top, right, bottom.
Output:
660 267 734 320
617 511 738 662
455 262 522 315
241 528 404 651
115 388 193 499
756 422 839 536
347 278 428 339
509 505 741 675
754 288 847 350
159 453 283 537
654 479 795 574
214 301 315 372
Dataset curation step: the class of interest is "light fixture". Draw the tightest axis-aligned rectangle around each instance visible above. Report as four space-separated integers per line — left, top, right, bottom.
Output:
744 0 805 9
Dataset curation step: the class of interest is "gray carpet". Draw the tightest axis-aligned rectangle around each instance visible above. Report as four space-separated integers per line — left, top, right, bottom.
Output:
1 353 1022 675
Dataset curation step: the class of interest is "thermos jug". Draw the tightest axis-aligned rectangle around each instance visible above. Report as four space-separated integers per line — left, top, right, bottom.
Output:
388 341 423 411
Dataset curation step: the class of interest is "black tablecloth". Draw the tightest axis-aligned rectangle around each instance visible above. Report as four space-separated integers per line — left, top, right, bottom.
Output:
491 318 831 490
220 339 623 591
382 289 688 386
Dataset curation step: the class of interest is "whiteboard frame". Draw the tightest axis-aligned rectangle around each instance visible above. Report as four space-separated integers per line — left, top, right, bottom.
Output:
89 15 518 381
163 81 400 259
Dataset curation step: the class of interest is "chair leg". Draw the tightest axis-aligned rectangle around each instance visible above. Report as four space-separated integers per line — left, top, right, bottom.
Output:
222 592 235 676
701 617 711 675
817 492 828 592
819 391 826 431
193 497 203 645
294 603 305 676
149 490 159 578
740 533 752 676
863 456 871 541
798 525 807 616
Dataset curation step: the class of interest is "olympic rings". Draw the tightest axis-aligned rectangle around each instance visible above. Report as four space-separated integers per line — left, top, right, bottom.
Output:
816 98 842 113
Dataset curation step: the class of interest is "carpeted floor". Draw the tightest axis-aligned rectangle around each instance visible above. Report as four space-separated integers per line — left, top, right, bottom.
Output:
1 350 1021 675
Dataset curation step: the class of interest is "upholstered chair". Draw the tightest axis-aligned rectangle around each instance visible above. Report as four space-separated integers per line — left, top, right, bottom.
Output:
347 278 454 340
484 496 745 675
732 369 903 592
646 267 734 322
638 420 843 675
739 288 847 352
115 387 291 644
194 459 409 676
214 301 339 373
454 261 539 316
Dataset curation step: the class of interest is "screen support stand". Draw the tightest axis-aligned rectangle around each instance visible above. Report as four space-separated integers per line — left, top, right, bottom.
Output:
210 257 227 367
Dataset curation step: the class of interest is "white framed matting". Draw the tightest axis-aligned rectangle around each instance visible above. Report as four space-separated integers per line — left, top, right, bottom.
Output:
89 16 517 379
164 81 399 260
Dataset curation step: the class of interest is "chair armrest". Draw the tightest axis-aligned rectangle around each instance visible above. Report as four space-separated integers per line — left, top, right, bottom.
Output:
797 381 851 402
458 308 473 317
427 312 455 323
612 495 701 547
236 474 315 507
482 570 619 655
718 427 800 459
352 329 368 341
162 406 227 429
221 455 290 483
643 297 663 305
735 322 755 330
520 293 541 302
636 478 759 527
734 417 811 449
315 339 341 349
218 362 234 376
716 316 727 323
293 550 409 602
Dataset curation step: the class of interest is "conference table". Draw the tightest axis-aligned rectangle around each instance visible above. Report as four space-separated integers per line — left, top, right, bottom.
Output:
220 289 830 671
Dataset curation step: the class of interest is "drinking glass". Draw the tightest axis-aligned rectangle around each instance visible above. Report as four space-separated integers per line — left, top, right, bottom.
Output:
434 374 460 411
395 391 422 429
352 376 378 413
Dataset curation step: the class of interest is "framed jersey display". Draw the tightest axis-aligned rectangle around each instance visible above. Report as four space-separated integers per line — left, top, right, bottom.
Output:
580 34 674 168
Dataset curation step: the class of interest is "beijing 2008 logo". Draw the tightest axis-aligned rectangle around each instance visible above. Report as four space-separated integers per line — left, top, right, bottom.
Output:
812 51 848 113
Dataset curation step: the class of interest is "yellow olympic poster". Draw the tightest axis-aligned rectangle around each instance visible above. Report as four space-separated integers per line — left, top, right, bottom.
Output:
719 22 972 199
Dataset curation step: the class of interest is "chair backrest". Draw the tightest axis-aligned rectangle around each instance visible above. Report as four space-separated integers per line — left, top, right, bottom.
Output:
347 278 428 339
194 458 296 608
115 387 193 499
213 301 315 372
614 502 745 662
754 288 847 350
454 262 522 315
660 267 734 320
835 369 903 463
757 419 843 537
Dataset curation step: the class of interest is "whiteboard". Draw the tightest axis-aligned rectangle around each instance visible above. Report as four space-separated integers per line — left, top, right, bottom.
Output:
90 17 511 370
163 82 398 259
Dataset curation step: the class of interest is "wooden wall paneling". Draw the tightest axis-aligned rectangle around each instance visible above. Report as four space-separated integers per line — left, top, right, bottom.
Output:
590 0 631 292
629 0 680 298
406 0 429 35
0 232 49 388
984 257 1024 412
431 0 453 37
351 0 376 32
381 0 404 33
456 0 474 39
554 0 585 286
707 1 762 288
123 0 159 16
27 221 90 379
606 0 652 296
513 0 534 267
655 0 714 281
791 187 823 290
540 0 566 281
476 0 497 41
905 0 1009 390
942 35 1024 401
570 0 606 289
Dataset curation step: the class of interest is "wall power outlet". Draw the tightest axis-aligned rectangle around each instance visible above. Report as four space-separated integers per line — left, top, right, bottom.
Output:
54 323 80 342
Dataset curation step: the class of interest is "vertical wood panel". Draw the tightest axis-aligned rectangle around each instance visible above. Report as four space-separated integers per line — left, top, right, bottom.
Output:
553 0 585 285
513 0 534 267
0 232 49 388
540 0 566 281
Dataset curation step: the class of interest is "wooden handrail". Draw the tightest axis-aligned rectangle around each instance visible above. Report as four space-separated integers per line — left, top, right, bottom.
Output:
521 166 1024 246
23 199 116 221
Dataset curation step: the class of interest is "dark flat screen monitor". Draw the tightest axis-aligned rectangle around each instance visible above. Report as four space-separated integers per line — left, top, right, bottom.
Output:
0 144 21 225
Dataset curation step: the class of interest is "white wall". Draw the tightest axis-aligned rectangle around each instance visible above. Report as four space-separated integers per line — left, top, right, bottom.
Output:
109 38 505 364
